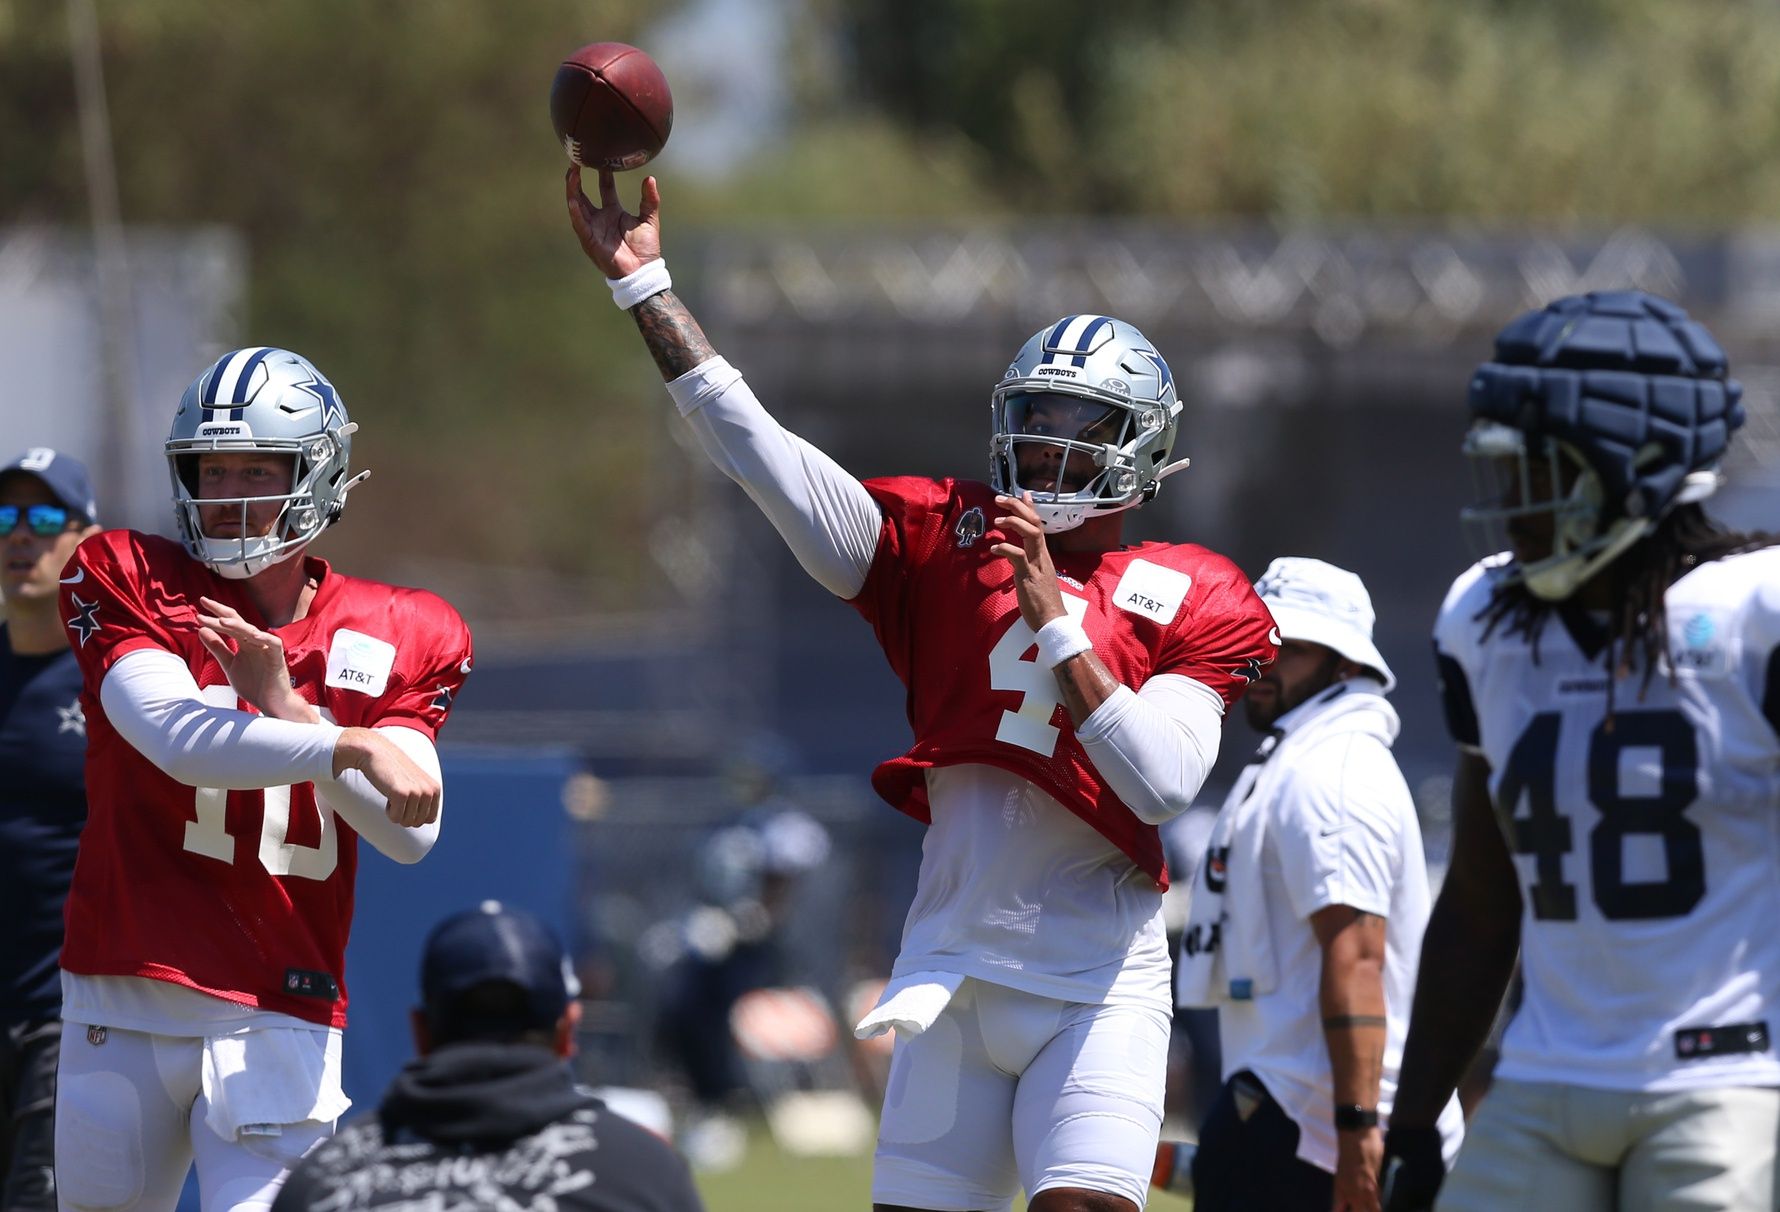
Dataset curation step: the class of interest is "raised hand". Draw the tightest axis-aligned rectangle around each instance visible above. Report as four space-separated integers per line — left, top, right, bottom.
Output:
566 164 661 279
991 492 1068 632
195 596 317 723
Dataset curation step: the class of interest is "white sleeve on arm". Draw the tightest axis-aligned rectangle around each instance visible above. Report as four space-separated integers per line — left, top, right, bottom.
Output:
100 648 340 789
1076 674 1226 825
666 356 883 599
314 725 442 864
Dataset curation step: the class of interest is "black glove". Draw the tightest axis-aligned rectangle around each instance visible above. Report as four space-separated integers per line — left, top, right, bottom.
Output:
1380 1123 1446 1212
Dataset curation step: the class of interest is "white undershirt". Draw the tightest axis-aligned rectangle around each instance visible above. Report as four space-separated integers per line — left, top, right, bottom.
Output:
665 357 1225 1007
898 765 1175 1010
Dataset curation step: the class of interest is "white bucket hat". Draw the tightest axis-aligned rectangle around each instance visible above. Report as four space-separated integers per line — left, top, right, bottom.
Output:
1253 556 1396 693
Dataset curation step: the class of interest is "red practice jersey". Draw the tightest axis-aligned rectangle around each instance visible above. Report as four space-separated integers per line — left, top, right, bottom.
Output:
59 530 472 1027
851 477 1277 888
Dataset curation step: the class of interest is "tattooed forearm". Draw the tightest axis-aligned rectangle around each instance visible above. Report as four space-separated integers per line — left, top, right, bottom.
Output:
1054 652 1121 725
1323 1015 1387 1030
632 291 718 381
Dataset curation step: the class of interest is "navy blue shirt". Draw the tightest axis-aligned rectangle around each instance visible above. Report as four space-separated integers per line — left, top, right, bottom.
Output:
0 624 89 1025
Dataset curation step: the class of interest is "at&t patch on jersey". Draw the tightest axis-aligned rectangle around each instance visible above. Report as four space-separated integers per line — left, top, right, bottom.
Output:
1668 607 1733 678
325 628 397 695
1111 560 1191 623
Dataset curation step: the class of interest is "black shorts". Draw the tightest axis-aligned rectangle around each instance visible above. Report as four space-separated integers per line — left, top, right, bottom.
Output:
1190 1070 1334 1212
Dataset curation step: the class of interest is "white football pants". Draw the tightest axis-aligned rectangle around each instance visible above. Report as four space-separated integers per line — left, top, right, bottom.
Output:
1437 1077 1780 1212
871 978 1170 1211
54 1024 333 1212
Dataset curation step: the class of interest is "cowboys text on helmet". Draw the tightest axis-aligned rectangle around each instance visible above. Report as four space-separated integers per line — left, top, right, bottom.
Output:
990 315 1189 534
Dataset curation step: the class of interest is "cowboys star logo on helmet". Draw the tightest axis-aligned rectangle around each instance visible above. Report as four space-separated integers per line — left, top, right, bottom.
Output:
166 347 371 579
990 314 1190 534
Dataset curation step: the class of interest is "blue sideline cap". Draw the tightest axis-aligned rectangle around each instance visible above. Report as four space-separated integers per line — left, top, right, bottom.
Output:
420 901 574 1037
0 448 99 524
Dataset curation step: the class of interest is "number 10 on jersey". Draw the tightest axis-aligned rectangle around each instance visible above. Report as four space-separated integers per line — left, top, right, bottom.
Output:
181 684 339 879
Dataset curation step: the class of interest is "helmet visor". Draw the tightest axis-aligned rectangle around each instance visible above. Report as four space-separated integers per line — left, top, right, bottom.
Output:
999 392 1128 495
1459 422 1597 573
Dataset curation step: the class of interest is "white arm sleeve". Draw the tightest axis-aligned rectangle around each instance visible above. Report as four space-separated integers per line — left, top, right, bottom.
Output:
1076 674 1226 826
666 357 883 599
100 648 340 789
314 725 442 865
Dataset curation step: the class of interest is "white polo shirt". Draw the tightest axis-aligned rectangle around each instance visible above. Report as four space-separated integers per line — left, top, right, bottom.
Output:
1201 681 1463 1173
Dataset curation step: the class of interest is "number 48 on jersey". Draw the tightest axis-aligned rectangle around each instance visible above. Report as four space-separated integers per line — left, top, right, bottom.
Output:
1498 708 1704 922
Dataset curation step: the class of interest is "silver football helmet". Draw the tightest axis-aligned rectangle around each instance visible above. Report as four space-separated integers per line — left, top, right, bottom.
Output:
990 315 1187 533
166 347 369 579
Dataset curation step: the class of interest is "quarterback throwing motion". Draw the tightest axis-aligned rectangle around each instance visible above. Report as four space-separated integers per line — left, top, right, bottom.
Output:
55 349 472 1211
568 167 1276 1212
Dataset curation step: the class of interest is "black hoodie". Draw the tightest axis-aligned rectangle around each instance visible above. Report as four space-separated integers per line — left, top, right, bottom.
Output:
271 1043 707 1212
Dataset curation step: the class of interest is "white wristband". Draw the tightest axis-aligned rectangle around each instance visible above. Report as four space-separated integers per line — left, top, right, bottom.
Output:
1034 616 1093 669
606 259 672 310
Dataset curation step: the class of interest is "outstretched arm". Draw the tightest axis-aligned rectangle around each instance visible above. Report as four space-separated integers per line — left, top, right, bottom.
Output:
565 167 883 598
633 291 717 382
565 166 712 381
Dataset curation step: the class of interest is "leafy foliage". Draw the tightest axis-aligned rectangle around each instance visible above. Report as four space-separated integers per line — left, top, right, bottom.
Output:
830 0 1780 221
5 0 1780 606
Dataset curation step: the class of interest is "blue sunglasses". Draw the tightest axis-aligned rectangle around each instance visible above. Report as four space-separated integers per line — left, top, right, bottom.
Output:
0 504 75 537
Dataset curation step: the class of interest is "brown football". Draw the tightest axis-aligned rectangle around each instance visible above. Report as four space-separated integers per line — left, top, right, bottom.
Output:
549 42 673 172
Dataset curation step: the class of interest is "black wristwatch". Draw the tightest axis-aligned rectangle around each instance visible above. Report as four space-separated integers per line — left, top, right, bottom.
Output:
1334 1104 1379 1131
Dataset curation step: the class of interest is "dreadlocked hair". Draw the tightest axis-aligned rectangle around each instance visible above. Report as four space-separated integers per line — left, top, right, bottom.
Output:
1477 504 1779 701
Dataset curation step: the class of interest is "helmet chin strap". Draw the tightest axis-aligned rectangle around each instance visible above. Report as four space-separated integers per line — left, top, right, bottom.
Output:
199 535 308 580
1522 516 1654 602
1033 494 1148 535
1033 501 1091 534
1032 457 1191 534
1520 467 1723 601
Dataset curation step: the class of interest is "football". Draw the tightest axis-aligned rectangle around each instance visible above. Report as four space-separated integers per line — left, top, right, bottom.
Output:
549 42 674 172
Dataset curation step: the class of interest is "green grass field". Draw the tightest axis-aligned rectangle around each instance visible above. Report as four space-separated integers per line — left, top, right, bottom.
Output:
693 1124 870 1212
693 1123 1194 1211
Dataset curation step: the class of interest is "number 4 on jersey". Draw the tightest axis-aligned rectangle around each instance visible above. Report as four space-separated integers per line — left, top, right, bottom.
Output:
988 596 1090 757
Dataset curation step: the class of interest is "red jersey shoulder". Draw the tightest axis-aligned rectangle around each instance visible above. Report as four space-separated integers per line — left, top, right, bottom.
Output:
1085 542 1254 625
317 574 468 650
74 529 208 601
860 476 1003 563
309 573 473 734
62 530 216 671
1100 542 1276 704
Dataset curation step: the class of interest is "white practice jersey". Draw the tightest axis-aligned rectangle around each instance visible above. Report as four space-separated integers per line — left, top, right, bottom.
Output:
1434 548 1780 1092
